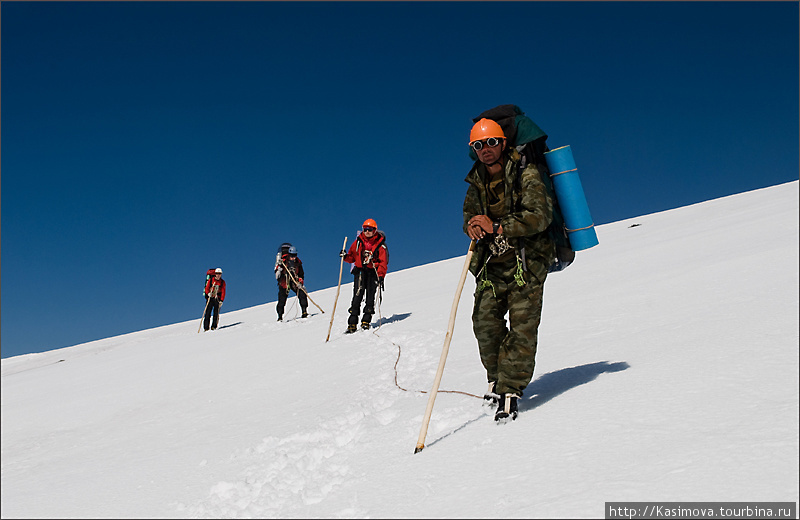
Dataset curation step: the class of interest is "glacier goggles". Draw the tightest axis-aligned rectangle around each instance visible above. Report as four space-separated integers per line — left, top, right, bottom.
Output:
363 226 376 232
469 137 503 151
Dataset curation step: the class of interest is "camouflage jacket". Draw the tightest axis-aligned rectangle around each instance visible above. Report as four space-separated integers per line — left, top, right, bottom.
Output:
462 148 556 284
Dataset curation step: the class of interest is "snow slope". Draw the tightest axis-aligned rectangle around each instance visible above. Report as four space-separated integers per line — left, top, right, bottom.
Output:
2 181 798 519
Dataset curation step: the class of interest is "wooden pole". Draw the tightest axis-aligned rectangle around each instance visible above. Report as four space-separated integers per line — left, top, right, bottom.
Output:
414 240 476 454
326 236 348 342
197 297 211 333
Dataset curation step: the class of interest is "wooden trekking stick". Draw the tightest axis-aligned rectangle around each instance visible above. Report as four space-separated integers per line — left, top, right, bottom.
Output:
197 297 211 333
326 236 348 342
280 259 325 314
414 240 476 454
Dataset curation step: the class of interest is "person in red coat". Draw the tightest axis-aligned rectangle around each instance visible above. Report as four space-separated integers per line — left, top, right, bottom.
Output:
203 267 226 331
274 246 308 321
341 218 388 333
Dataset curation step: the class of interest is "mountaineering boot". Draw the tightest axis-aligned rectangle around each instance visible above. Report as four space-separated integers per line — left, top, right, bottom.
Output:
301 311 309 318
494 393 519 423
483 381 500 407
277 315 283 322
347 311 359 332
361 321 370 330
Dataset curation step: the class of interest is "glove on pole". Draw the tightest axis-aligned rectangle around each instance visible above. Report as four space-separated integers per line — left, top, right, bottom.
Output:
414 240 476 454
281 259 325 313
326 236 348 342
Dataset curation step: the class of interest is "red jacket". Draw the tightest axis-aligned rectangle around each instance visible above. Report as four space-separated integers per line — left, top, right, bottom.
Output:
204 271 226 302
344 231 388 278
275 254 305 290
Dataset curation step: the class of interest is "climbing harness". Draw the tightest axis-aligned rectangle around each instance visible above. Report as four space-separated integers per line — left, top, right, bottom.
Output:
476 240 527 297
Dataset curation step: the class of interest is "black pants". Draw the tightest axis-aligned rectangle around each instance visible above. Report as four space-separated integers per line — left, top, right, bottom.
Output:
348 267 379 326
277 283 308 316
204 297 221 330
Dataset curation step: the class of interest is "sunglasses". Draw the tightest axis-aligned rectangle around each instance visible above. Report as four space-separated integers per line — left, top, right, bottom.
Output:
470 137 503 151
363 226 376 232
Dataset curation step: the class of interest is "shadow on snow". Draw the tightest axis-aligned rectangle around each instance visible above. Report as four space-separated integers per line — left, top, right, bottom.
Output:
217 322 243 330
373 312 412 327
424 361 629 451
520 360 630 412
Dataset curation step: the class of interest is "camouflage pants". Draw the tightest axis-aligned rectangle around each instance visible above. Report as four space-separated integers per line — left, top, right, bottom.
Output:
472 254 546 396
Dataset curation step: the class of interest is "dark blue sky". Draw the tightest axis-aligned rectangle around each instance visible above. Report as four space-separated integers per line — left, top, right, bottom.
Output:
2 1 798 359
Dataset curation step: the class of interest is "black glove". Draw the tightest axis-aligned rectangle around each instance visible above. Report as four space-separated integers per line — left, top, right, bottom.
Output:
339 249 346 258
379 277 385 290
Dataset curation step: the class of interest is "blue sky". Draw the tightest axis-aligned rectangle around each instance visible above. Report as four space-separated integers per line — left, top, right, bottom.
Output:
2 1 798 359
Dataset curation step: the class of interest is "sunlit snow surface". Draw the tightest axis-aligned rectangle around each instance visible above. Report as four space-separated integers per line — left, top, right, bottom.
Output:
2 182 798 519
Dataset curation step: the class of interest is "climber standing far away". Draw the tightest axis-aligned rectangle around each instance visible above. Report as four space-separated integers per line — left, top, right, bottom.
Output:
341 218 388 333
203 267 226 331
275 245 309 321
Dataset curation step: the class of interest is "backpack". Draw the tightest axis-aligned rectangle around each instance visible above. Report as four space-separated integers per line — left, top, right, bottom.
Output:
470 104 575 272
204 268 216 294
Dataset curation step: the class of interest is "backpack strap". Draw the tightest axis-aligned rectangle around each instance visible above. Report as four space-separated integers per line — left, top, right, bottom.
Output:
513 154 528 271
511 140 557 272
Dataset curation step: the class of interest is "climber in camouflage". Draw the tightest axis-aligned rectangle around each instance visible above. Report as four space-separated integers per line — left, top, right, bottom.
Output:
462 117 556 423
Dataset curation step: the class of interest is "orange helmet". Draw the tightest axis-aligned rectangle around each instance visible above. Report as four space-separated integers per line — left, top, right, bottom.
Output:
469 118 505 144
363 218 377 229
